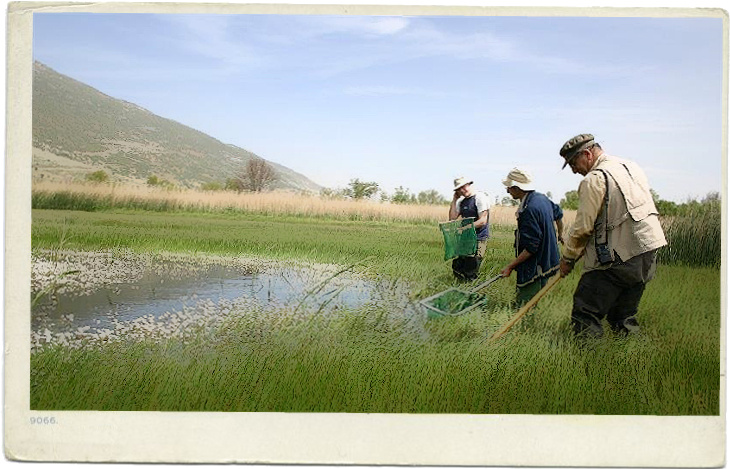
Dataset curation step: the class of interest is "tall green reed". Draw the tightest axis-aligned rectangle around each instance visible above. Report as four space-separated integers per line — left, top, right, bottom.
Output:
658 203 721 267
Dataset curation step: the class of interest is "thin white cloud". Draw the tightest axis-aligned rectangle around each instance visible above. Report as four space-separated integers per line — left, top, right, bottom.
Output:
368 17 411 35
401 24 641 77
402 26 519 61
136 15 641 82
294 16 642 79
343 85 452 98
296 15 411 37
160 15 262 70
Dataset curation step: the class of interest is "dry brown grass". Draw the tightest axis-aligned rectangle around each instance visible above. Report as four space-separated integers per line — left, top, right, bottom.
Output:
33 181 575 227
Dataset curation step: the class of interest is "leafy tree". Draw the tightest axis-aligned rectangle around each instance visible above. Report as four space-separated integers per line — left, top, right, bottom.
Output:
86 170 109 183
650 189 661 204
501 196 519 207
391 186 416 204
417 189 448 205
655 198 679 216
643 189 721 217
702 191 720 204
560 190 580 210
344 179 379 199
546 191 553 200
320 187 347 200
147 174 174 189
225 178 243 192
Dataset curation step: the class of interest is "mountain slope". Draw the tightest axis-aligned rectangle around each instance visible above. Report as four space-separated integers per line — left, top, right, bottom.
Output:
32 61 321 192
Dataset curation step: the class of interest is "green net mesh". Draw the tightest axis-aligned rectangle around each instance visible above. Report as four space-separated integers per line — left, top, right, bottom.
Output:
424 289 483 315
440 218 477 261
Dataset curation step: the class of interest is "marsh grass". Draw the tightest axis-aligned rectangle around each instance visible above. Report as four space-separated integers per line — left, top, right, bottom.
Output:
31 208 519 282
33 182 714 268
31 266 719 414
658 206 721 267
29 204 720 414
32 181 536 226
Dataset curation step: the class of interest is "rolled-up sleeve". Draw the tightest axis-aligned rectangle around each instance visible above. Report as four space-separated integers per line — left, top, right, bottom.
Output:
563 173 606 260
552 201 563 221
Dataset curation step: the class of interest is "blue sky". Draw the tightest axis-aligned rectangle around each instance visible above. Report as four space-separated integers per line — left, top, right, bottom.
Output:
33 12 724 203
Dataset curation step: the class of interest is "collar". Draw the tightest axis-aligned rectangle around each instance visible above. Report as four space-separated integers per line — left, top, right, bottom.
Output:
589 153 609 172
517 191 535 214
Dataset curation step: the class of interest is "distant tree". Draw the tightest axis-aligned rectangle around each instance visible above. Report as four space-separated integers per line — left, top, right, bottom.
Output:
656 200 679 216
417 189 448 205
225 178 243 193
243 158 278 192
560 190 580 210
650 189 678 216
320 187 347 200
86 170 109 183
702 191 720 204
147 174 174 189
344 179 379 199
650 189 661 204
391 186 416 204
501 196 519 207
546 191 553 200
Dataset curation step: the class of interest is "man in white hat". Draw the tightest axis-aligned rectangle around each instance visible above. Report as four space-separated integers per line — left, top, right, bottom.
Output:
499 168 564 305
448 177 491 280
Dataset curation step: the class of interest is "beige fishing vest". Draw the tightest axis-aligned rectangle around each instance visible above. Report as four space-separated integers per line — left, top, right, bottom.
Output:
584 155 667 272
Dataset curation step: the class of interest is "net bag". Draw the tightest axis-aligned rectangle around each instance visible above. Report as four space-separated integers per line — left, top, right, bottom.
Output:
440 218 477 261
420 288 486 318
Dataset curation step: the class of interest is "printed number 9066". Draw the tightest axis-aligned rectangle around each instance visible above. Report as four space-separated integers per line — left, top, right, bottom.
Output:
30 417 57 425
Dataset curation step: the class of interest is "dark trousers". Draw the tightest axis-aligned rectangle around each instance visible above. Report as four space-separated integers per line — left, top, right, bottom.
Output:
572 250 658 337
452 239 487 281
452 256 480 281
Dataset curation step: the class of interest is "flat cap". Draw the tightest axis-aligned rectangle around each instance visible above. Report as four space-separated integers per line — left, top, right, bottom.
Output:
559 133 595 168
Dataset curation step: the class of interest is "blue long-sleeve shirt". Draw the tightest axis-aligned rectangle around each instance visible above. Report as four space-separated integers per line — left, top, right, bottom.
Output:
515 191 563 287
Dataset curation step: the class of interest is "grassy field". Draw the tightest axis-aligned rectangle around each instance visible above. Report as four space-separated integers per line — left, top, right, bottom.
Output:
29 202 721 414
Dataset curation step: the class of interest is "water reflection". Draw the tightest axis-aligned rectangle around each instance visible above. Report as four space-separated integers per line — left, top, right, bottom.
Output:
32 261 381 334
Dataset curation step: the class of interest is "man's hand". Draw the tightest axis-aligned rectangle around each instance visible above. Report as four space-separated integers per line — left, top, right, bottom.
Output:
559 258 574 277
452 191 461 202
500 265 513 278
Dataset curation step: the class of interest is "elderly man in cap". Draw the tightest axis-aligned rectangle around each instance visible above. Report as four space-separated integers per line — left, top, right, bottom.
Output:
558 134 666 337
499 168 564 305
449 177 491 280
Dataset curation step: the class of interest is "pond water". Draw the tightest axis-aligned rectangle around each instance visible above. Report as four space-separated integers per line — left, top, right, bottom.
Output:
31 253 408 335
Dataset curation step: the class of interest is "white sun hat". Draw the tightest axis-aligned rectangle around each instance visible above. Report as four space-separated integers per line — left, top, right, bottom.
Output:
453 177 473 191
502 167 533 191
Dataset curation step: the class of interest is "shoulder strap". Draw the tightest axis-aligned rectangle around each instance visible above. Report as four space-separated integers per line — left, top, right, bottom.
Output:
593 169 610 248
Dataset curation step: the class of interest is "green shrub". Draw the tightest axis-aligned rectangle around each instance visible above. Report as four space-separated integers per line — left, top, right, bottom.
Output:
85 170 109 183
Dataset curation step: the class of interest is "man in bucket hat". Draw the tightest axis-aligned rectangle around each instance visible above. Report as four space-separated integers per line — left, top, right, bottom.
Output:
558 134 666 337
499 168 564 306
448 177 491 280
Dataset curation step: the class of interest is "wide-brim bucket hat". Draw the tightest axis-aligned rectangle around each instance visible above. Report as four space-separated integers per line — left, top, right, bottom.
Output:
502 167 533 191
453 177 473 191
